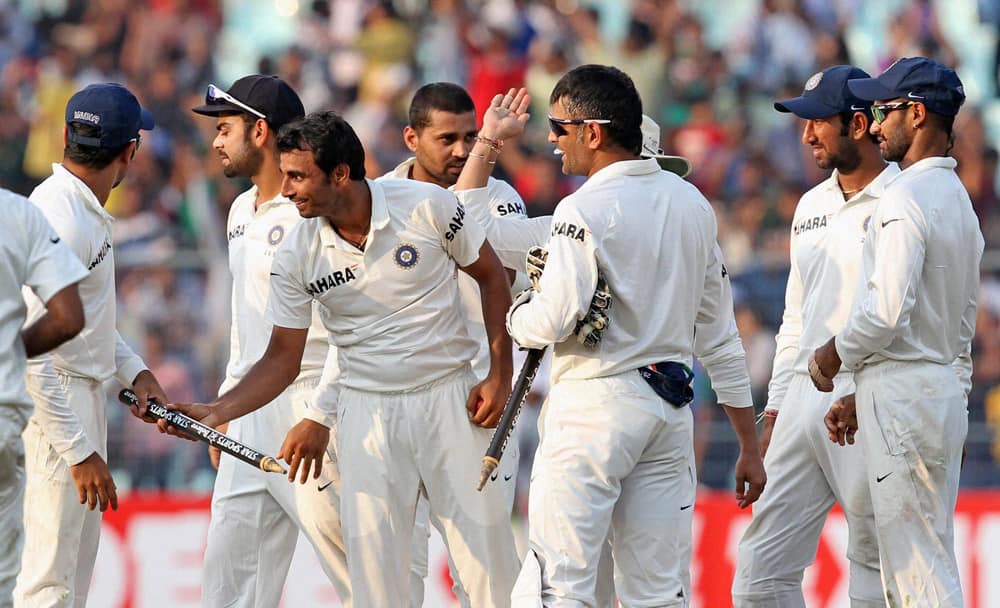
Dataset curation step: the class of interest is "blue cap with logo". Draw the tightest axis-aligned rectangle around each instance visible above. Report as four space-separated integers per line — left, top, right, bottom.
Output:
65 83 154 149
774 65 872 119
847 57 965 116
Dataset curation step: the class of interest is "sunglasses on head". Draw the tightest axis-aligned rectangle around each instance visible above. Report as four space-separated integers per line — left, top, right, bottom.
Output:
548 115 611 137
206 84 266 119
871 101 916 125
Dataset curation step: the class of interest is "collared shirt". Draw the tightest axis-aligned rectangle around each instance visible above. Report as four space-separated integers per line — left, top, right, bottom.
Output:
23 163 148 465
506 158 741 419
267 178 484 393
0 189 86 413
380 157 527 378
767 164 900 411
836 157 982 386
219 186 328 396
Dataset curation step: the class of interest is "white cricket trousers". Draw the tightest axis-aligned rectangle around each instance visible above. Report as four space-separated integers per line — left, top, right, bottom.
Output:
0 408 28 608
854 360 966 607
337 365 520 608
202 377 351 607
511 370 696 608
15 372 106 608
732 373 883 608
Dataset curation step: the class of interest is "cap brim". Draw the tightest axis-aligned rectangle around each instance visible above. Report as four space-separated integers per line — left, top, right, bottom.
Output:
191 100 242 116
773 96 839 119
846 77 898 102
139 108 155 130
653 155 691 178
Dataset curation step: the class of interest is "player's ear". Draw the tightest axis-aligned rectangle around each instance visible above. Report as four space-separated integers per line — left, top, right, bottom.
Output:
403 125 419 152
331 163 350 185
586 121 603 150
253 118 270 147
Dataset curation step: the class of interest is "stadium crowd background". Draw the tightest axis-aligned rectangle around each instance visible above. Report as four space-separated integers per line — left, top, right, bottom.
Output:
4 0 1000 508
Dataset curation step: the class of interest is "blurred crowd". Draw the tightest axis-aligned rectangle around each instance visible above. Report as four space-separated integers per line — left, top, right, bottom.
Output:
4 0 1000 501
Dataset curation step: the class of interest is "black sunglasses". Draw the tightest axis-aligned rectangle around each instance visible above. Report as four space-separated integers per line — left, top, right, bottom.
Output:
548 115 611 137
871 101 916 125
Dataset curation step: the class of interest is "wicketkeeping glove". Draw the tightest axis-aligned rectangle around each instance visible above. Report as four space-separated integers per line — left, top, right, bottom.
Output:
575 274 612 347
526 246 547 291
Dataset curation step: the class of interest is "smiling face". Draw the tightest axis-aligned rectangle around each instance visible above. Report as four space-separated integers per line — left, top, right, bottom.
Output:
547 98 593 176
279 148 338 219
801 113 861 173
869 98 914 164
213 114 264 178
405 109 477 188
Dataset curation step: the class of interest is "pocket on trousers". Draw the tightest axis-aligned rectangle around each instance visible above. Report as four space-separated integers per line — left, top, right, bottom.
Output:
870 397 910 456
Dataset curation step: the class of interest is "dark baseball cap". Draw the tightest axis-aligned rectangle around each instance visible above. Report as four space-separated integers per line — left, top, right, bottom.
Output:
774 65 872 119
192 74 305 130
65 83 154 149
847 57 965 116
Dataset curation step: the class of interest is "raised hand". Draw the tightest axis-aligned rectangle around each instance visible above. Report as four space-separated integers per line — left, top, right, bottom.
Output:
480 87 531 142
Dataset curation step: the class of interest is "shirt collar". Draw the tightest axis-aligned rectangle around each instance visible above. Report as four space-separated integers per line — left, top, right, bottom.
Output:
389 157 415 179
824 163 901 202
582 158 661 190
318 178 389 249
51 163 114 223
885 156 958 187
249 185 295 213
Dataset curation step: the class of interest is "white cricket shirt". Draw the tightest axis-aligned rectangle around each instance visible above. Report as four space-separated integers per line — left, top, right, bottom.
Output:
506 159 738 419
219 186 328 395
380 157 527 378
23 164 147 385
267 178 484 393
766 164 900 411
0 189 86 413
836 157 983 384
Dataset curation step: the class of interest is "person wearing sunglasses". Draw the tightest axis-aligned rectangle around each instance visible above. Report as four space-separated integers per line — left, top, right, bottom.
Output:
497 64 764 607
13 83 167 608
811 57 980 606
163 75 349 607
732 65 898 608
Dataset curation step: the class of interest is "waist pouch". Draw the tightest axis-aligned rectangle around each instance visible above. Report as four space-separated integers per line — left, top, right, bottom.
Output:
638 361 694 408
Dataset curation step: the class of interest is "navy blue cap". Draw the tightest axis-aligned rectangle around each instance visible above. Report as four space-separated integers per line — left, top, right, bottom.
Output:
192 75 304 131
65 83 154 149
847 57 965 116
774 65 872 119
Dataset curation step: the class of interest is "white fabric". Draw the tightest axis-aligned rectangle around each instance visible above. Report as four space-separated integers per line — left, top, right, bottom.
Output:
0 410 26 607
733 374 883 607
854 360 966 607
336 367 520 608
23 164 146 387
23 164 147 467
15 373 106 608
511 372 695 607
217 186 328 394
835 157 982 390
266 178 484 394
766 165 899 412
202 378 350 607
381 158 526 378
0 189 85 415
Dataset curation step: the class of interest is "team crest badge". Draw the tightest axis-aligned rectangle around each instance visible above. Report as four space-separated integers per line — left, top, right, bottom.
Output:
268 225 285 246
394 243 419 269
804 71 823 91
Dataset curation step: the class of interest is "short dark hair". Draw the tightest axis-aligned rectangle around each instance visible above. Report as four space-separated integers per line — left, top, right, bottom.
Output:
408 82 476 131
837 111 879 145
549 64 643 154
277 111 366 180
64 122 130 168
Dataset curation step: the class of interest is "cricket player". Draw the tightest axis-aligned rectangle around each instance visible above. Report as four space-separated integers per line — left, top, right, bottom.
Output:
731 65 896 608
188 75 350 607
460 94 753 605
812 57 980 606
504 64 765 607
168 111 520 608
14 83 167 608
0 189 85 607
381 81 525 606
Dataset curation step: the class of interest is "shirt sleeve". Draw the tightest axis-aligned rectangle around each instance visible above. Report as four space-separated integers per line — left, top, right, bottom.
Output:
454 188 552 272
507 200 597 348
765 231 805 412
303 345 340 428
19 202 88 302
694 244 753 408
952 293 976 397
266 245 315 330
113 331 148 387
429 190 486 268
837 194 927 369
694 213 723 326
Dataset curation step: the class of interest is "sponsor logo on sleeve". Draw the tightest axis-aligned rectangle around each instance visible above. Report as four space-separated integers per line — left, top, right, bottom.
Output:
88 237 112 270
444 204 466 241
496 201 526 217
551 221 587 242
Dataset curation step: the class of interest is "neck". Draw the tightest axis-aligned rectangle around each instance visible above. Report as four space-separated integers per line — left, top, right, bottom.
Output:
409 160 452 189
326 179 373 237
252 151 283 205
61 159 116 206
837 154 887 197
586 150 642 178
899 129 950 171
